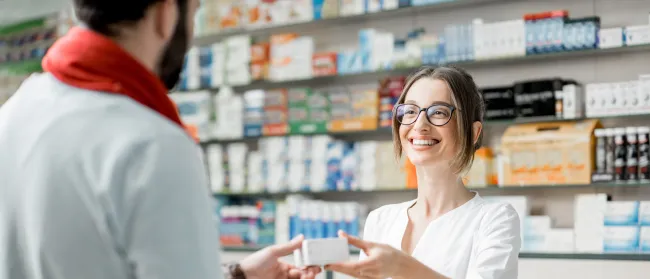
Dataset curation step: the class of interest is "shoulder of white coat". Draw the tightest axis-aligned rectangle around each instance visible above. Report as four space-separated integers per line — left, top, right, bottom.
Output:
476 199 522 234
366 200 413 227
45 74 193 146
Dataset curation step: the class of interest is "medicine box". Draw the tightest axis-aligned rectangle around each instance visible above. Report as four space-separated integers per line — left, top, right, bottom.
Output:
339 0 364 16
313 0 339 20
641 227 650 252
312 52 338 76
604 201 640 226
598 27 624 49
624 25 650 46
500 119 601 186
639 74 650 112
603 226 640 253
640 201 650 226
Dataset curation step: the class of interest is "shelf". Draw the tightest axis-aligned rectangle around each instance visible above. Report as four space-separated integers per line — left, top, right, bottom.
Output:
518 253 650 261
192 0 506 46
220 246 650 261
199 112 650 145
180 44 650 93
213 182 650 198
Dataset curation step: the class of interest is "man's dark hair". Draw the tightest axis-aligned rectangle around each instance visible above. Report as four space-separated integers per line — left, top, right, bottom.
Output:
73 0 185 36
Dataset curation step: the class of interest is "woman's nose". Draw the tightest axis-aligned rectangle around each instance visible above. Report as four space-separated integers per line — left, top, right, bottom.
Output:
413 111 430 131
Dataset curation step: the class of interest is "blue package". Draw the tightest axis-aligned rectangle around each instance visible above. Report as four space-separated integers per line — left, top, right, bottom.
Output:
536 17 548 53
312 0 325 20
525 16 537 54
563 20 576 51
603 226 640 253
604 201 640 226
326 141 344 191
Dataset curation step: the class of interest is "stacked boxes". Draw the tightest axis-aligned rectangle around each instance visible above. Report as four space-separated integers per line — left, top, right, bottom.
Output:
288 136 312 192
243 90 265 137
288 88 330 134
269 34 314 82
213 87 244 140
251 43 270 81
329 90 379 132
227 143 248 193
263 89 289 136
378 76 405 128
585 74 650 118
260 137 289 193
225 35 252 86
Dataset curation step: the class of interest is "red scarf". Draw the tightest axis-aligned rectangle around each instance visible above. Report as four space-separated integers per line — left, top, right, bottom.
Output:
42 27 197 140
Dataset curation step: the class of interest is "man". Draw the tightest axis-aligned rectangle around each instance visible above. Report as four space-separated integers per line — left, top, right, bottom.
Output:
0 0 319 278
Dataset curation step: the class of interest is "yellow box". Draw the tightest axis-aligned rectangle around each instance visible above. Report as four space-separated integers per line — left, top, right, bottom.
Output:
500 119 601 186
329 118 377 132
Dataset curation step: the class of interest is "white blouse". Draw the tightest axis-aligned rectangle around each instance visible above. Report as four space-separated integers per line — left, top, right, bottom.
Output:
360 193 521 279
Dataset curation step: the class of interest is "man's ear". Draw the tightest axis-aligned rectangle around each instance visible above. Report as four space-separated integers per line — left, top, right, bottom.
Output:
472 121 483 146
152 0 178 41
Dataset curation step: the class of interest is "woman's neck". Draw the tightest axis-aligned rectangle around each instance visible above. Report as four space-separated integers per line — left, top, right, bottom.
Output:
412 164 474 220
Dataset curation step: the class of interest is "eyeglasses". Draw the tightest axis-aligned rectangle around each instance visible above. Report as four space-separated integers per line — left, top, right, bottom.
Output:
394 103 456 126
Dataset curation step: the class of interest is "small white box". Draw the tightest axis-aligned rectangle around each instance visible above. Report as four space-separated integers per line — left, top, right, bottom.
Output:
625 25 650 46
604 83 619 117
297 238 350 266
598 27 624 49
563 83 583 119
585 84 600 117
641 227 650 252
639 74 650 111
339 0 364 16
383 0 398 10
640 201 650 226
626 81 641 114
605 201 640 226
603 226 640 252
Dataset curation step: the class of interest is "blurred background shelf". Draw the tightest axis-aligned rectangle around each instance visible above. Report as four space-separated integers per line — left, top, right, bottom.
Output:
221 245 650 261
192 0 508 46
200 112 650 145
213 182 650 198
180 44 650 93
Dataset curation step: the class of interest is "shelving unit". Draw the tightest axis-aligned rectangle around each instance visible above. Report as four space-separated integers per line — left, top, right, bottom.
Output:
192 0 511 46
181 43 650 93
221 245 650 261
198 1 650 278
200 112 650 145
213 182 650 198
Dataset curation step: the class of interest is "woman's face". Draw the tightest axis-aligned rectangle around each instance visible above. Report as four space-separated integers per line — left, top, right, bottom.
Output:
398 78 459 166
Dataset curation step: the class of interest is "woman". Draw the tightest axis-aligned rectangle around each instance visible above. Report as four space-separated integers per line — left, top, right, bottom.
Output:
326 66 521 279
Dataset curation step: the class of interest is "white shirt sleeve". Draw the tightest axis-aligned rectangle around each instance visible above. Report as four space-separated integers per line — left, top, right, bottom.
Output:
468 204 521 279
121 134 223 279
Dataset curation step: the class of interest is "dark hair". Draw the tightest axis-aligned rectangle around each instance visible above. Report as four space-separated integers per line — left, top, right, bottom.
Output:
73 0 185 36
392 66 485 174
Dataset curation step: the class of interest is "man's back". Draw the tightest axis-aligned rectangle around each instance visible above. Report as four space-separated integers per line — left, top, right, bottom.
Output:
0 73 222 279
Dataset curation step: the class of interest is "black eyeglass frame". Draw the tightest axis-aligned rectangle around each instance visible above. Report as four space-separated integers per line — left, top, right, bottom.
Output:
394 103 457 126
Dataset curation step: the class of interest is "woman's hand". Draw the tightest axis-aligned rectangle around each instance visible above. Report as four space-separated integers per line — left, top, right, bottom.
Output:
325 231 446 279
324 231 409 279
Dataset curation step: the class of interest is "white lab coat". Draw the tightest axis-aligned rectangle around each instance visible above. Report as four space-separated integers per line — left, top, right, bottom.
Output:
0 73 223 279
360 193 521 279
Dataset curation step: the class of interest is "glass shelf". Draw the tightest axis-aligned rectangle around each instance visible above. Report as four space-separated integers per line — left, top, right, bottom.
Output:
221 246 650 261
199 111 650 145
213 182 650 198
179 44 650 93
192 0 500 46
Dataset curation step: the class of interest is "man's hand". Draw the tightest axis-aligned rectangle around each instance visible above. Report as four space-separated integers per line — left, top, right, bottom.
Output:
239 235 321 279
